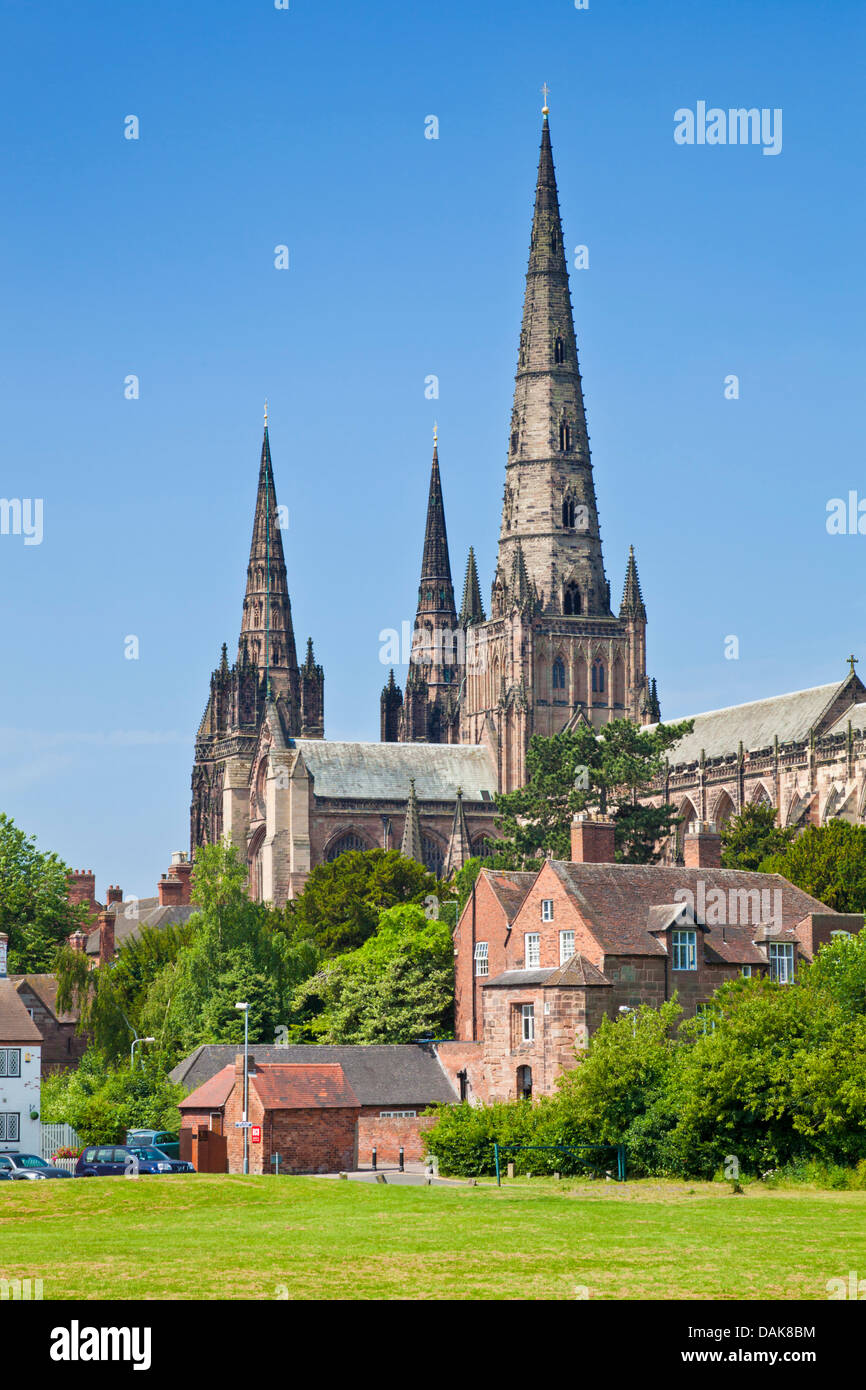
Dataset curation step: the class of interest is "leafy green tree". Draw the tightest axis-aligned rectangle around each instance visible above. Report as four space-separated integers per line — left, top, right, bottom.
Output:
760 821 866 913
492 719 694 866
720 803 795 870
41 1051 184 1146
0 813 88 972
801 928 866 1015
283 849 445 956
292 903 454 1043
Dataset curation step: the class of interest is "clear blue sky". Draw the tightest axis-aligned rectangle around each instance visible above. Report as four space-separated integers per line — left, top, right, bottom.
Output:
1 0 863 898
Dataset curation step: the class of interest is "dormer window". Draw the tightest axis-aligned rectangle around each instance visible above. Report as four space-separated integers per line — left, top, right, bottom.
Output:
671 929 697 971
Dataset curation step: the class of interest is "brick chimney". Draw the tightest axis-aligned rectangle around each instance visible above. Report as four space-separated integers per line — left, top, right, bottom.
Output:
68 930 87 953
67 869 97 916
157 874 183 906
570 815 616 865
106 884 123 907
169 851 193 905
97 911 115 964
683 821 722 869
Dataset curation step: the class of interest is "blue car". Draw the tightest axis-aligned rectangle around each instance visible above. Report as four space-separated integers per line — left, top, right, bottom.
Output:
75 1144 193 1176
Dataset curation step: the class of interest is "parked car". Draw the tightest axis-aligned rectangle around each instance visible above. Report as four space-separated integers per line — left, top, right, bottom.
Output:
0 1151 73 1180
127 1145 194 1174
125 1129 180 1160
75 1144 193 1176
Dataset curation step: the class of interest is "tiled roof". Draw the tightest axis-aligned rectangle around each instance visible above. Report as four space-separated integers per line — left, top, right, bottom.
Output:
177 1064 235 1111
650 682 844 766
829 701 866 736
484 870 537 923
9 974 78 1025
293 740 497 803
251 1064 360 1111
0 979 43 1043
170 1043 458 1106
86 902 198 954
543 953 611 987
548 861 833 959
484 969 555 987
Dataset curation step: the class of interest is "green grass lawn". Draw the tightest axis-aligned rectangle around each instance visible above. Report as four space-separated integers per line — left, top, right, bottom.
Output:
0 1174 862 1300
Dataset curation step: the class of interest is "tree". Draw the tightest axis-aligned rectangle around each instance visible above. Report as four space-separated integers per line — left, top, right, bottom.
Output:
802 927 866 1015
283 849 445 956
491 719 694 866
0 813 88 972
760 821 866 914
291 904 454 1043
721 803 795 871
41 1051 184 1146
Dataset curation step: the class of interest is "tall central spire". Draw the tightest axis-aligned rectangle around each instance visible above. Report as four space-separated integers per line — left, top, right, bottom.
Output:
494 111 610 620
238 420 299 691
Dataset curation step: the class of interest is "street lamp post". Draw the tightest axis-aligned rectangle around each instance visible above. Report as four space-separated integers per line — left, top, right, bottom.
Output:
235 1003 249 1175
130 1036 155 1070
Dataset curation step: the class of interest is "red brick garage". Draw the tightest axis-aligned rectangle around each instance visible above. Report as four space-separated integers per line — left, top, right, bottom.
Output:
180 1055 361 1174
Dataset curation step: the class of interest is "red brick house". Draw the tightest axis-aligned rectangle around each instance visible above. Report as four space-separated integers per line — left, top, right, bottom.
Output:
453 815 861 1102
173 1043 460 1170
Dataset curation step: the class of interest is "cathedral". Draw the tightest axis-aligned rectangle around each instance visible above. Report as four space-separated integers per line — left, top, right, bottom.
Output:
190 107 657 899
381 106 659 790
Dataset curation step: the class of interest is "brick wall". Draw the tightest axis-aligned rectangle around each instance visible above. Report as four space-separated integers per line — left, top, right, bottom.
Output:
435 1040 487 1103
356 1108 435 1165
223 1072 359 1174
454 875 513 1041
507 864 603 970
12 983 87 1073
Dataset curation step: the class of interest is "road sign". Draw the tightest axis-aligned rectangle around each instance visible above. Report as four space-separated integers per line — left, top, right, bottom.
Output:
235 1121 252 1129
252 1126 261 1144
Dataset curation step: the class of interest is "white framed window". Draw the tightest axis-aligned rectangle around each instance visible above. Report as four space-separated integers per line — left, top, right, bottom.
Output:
524 933 541 969
741 965 752 978
379 1111 417 1119
671 929 697 971
521 1004 535 1042
559 929 575 964
769 942 795 984
0 1048 21 1078
0 1113 20 1143
541 899 554 922
474 941 489 977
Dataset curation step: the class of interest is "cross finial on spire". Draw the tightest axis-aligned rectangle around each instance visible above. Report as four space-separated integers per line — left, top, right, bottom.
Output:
433 420 438 446
264 399 268 428
541 82 550 115
847 654 858 676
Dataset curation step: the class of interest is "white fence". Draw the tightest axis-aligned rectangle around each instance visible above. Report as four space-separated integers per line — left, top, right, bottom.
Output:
50 1158 78 1174
40 1123 81 1161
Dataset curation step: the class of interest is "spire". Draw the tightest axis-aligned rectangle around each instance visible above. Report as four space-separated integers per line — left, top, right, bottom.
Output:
404 432 461 738
495 112 609 619
510 541 538 614
443 787 472 879
420 430 454 585
237 419 300 698
619 545 647 621
400 779 424 865
459 547 486 626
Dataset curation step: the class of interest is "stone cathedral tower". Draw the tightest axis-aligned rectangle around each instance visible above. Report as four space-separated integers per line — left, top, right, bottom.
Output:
191 416 324 850
458 107 658 791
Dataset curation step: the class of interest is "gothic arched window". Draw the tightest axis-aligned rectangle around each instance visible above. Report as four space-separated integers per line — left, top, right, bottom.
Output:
552 658 565 690
554 336 565 364
326 832 369 862
591 659 605 694
422 835 445 878
559 420 572 452
563 585 581 616
562 498 575 528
